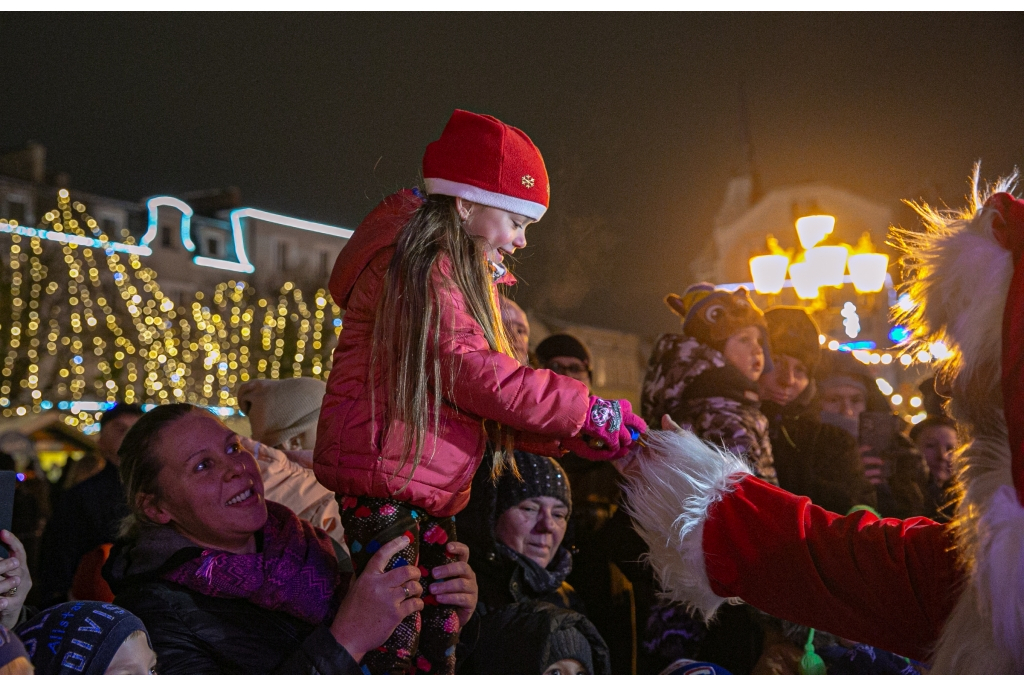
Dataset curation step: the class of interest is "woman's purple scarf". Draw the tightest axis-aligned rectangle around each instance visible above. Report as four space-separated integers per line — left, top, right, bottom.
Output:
164 501 341 625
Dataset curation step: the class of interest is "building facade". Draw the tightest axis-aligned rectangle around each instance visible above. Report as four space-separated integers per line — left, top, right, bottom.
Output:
1 143 353 305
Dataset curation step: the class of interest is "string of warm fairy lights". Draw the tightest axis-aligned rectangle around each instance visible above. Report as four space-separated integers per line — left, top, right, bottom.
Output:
1 190 343 434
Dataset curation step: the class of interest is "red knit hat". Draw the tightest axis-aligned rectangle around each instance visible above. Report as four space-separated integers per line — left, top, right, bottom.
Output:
423 109 549 221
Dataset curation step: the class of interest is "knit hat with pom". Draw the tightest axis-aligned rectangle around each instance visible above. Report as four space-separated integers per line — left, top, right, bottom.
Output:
423 109 549 220
665 283 768 348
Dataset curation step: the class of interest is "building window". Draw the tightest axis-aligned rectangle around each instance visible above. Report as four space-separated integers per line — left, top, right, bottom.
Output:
206 236 224 258
276 241 290 272
319 251 330 279
160 225 173 248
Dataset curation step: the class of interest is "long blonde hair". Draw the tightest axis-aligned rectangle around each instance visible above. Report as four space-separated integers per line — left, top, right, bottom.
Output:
371 194 517 488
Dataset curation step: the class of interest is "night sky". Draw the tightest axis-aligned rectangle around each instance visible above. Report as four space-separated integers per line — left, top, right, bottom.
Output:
4 13 1023 339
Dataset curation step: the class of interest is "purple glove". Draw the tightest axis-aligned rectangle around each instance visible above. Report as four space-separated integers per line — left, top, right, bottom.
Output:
565 396 647 461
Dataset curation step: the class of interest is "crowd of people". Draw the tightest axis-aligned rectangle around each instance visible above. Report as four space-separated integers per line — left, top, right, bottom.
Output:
1 109 964 675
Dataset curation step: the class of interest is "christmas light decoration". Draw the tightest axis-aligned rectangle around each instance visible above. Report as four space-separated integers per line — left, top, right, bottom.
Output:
1 190 343 433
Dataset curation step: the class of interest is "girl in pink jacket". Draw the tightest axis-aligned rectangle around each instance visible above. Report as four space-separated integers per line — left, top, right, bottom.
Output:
313 110 646 674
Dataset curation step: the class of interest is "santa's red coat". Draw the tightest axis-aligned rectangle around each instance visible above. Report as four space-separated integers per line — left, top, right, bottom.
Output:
702 474 964 662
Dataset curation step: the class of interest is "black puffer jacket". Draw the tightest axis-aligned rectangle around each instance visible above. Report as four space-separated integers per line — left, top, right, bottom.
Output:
460 600 611 674
103 525 361 675
763 391 877 515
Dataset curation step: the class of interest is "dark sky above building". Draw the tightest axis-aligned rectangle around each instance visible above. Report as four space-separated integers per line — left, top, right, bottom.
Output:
4 13 1023 339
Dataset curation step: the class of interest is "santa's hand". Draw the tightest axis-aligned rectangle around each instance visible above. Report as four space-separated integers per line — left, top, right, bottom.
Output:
661 414 685 434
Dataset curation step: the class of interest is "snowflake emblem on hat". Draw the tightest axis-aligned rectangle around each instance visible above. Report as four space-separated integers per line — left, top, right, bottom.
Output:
521 175 535 188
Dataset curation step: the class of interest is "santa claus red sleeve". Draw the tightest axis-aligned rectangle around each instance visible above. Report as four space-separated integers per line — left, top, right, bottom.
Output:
624 429 964 663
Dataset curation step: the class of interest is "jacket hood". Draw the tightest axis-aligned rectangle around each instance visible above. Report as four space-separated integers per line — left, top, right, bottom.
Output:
328 189 423 309
103 525 204 595
641 334 760 425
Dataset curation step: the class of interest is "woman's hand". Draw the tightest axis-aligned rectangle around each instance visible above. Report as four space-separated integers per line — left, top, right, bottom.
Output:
0 530 32 629
429 541 478 627
330 535 423 663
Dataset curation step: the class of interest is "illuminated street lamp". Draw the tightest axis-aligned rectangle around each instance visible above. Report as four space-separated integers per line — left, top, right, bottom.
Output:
749 255 789 294
795 215 835 249
804 245 848 287
788 261 820 299
847 252 889 293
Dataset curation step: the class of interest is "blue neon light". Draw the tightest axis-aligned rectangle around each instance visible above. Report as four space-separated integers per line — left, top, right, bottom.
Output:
146 196 352 275
146 196 195 250
1 221 152 256
837 341 877 352
888 326 911 344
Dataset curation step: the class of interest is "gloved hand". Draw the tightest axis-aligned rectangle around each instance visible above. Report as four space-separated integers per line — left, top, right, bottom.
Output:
564 396 647 461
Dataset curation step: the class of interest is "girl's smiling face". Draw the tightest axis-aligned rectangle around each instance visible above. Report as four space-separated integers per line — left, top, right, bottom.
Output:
456 198 533 263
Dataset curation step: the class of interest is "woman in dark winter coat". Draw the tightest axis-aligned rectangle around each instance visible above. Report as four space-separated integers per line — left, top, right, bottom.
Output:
457 450 611 674
758 308 876 514
461 600 611 674
103 404 479 675
457 450 581 615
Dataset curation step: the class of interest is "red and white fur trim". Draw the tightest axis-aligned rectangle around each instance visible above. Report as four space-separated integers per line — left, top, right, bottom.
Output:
423 177 548 220
896 167 1024 672
621 429 751 618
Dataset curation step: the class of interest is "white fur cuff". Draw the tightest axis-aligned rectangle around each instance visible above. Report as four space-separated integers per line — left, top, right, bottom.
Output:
622 429 752 619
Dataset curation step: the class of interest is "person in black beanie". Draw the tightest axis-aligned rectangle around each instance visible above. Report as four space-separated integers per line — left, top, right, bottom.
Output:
15 600 156 674
457 451 614 674
535 334 592 385
457 451 581 615
758 307 876 515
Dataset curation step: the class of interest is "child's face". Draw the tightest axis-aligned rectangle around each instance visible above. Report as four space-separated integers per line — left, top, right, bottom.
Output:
722 326 765 382
458 200 534 264
544 658 586 675
105 631 157 675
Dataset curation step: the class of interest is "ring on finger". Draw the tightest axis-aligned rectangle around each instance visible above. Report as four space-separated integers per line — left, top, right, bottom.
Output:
403 584 410 599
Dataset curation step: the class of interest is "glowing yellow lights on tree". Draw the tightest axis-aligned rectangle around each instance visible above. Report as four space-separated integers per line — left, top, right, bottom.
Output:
795 215 835 250
1 189 342 431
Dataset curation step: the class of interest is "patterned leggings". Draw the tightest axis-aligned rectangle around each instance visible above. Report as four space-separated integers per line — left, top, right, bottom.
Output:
339 495 461 675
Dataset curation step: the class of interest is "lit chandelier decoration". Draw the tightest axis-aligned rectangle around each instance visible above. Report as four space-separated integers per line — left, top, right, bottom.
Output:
748 215 890 299
0 190 343 433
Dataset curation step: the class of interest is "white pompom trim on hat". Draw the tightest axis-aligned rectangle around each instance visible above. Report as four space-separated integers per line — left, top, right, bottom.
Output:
423 177 547 221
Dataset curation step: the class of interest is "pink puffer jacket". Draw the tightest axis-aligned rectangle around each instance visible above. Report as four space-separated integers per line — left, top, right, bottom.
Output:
313 190 590 517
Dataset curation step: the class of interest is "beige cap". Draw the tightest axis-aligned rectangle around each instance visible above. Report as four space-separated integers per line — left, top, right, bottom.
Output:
237 377 327 448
